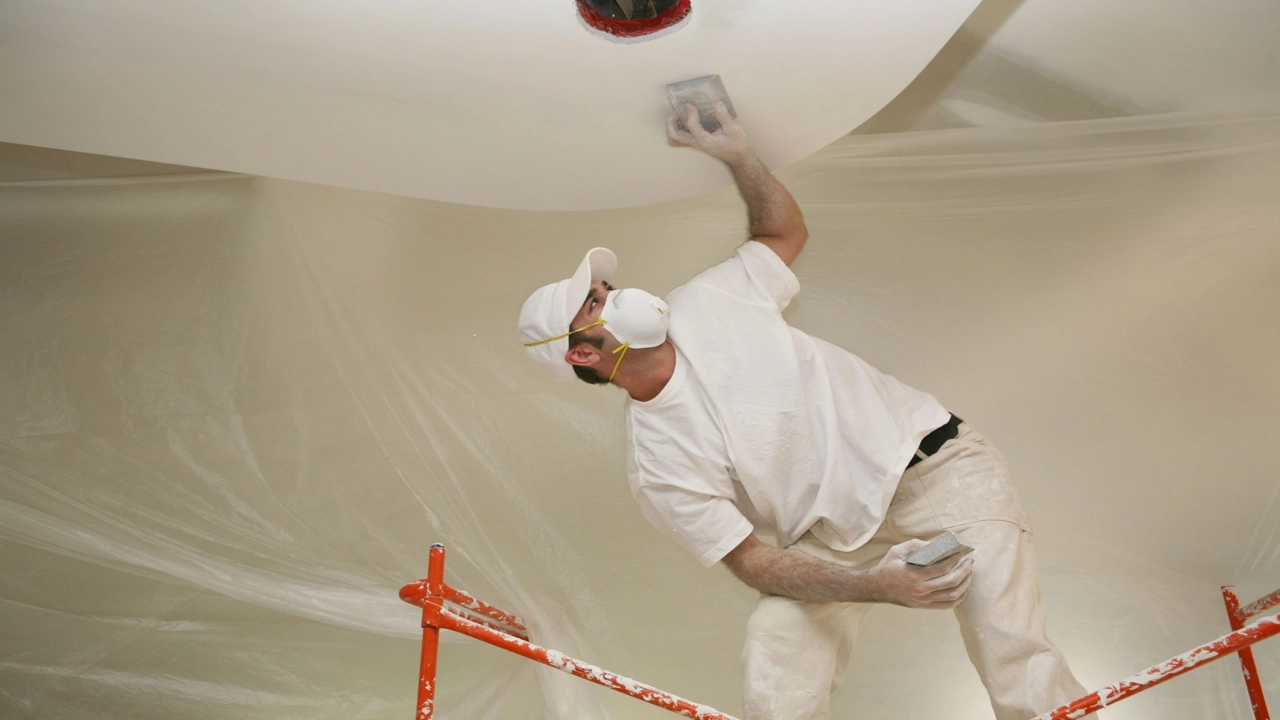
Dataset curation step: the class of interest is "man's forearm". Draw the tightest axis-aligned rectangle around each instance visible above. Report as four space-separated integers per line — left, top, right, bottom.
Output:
665 103 806 263
722 533 974 609
724 538 880 604
724 152 808 264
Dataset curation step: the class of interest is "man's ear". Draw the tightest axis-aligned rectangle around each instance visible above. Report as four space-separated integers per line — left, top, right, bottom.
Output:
565 342 602 368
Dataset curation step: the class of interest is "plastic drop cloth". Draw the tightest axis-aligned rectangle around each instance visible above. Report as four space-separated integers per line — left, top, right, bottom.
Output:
1 111 1279 720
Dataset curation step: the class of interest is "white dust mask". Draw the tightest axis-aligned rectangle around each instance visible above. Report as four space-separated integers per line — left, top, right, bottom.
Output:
601 288 669 349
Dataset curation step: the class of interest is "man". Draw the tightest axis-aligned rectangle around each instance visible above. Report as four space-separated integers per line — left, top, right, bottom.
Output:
517 103 1091 720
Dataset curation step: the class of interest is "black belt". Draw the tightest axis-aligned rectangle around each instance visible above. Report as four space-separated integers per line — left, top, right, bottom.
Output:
906 413 963 469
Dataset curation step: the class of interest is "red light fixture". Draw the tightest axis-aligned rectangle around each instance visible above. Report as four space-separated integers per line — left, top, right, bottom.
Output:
576 0 691 41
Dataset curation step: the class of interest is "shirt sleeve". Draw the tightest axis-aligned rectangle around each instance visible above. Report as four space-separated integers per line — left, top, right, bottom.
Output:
735 241 801 311
625 408 754 567
632 482 755 567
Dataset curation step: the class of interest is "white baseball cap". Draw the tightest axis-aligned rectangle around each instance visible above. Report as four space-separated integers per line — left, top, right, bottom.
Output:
517 247 618 381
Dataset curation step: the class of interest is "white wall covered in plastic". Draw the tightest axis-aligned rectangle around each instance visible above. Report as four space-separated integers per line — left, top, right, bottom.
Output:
2 111 1279 719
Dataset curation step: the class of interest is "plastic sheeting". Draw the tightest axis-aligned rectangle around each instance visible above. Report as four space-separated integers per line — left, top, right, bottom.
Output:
1 111 1279 720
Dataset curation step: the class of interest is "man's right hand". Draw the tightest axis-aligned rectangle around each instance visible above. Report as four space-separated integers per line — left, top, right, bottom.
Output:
865 539 974 609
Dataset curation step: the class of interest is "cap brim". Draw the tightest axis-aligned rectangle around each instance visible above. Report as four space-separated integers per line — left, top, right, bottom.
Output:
563 247 617 322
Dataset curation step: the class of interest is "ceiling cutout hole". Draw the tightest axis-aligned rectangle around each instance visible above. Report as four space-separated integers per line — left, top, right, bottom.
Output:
577 0 691 42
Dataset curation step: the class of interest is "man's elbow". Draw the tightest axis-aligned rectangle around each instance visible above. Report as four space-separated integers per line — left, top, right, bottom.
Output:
791 226 809 254
765 229 808 267
721 534 770 590
722 556 764 592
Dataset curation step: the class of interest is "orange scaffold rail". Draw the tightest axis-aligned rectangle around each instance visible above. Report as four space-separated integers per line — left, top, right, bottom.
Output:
399 544 739 720
1223 585 1280 720
402 545 1279 720
1031 599 1280 720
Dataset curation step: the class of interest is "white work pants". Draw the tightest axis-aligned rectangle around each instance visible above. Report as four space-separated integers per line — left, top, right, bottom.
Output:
741 424 1093 720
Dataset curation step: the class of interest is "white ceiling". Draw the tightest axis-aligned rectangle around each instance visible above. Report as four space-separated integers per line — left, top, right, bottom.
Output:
1 1 1276 203
0 0 979 210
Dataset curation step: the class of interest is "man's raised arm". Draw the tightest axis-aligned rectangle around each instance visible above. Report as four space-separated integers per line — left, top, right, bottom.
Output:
667 103 809 266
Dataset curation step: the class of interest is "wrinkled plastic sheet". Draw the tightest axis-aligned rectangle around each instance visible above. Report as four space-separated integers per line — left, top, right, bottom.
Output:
2 111 1279 719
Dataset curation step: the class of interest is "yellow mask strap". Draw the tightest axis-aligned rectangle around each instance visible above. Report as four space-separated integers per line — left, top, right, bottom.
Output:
607 342 630 383
523 318 606 347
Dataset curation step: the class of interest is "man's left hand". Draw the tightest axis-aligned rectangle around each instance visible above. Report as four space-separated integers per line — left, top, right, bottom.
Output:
666 102 749 164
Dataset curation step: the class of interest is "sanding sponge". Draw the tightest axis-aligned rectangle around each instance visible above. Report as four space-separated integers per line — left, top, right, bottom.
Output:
666 75 738 133
905 531 975 566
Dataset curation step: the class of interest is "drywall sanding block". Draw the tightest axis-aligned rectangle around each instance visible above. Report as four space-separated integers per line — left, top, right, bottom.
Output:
666 75 738 133
905 531 975 566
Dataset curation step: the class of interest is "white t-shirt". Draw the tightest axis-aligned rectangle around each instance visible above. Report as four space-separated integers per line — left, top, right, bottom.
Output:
624 241 949 567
